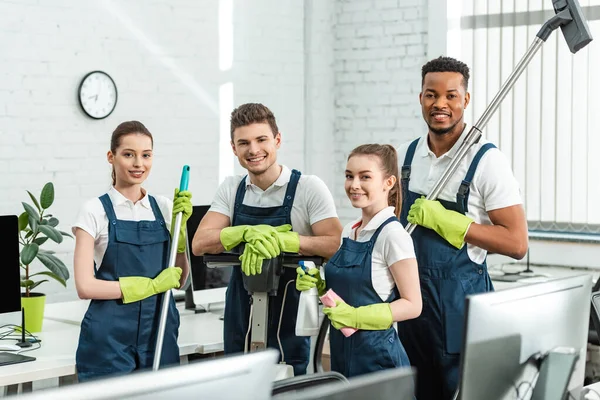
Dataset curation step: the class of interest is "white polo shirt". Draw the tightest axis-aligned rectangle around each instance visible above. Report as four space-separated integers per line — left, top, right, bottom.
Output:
209 165 338 236
72 186 173 268
397 131 523 264
339 207 416 302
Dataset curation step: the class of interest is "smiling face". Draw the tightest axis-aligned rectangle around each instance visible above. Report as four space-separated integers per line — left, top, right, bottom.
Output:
345 154 395 215
420 71 470 136
231 122 281 176
107 133 153 188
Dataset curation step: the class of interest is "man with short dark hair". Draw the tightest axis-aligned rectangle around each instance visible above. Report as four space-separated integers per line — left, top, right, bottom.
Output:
397 57 528 399
192 103 342 375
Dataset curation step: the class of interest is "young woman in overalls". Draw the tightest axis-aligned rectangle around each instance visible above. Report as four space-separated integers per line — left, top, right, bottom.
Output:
72 121 192 381
296 144 422 377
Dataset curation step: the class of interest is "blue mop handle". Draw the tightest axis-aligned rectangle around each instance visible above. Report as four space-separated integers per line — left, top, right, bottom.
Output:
179 165 190 191
153 165 190 371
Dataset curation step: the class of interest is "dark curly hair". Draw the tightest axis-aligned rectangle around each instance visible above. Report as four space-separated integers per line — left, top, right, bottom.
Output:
230 103 279 140
421 56 470 90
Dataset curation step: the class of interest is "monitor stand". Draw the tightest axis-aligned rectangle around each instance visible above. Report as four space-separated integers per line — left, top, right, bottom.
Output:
16 308 32 348
185 285 207 314
492 249 551 282
531 347 579 400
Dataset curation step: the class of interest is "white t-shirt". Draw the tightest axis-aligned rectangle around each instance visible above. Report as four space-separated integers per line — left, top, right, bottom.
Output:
72 186 173 269
339 207 416 301
397 131 523 263
208 165 338 236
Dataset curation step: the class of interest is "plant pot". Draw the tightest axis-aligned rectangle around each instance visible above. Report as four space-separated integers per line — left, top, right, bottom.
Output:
21 293 46 333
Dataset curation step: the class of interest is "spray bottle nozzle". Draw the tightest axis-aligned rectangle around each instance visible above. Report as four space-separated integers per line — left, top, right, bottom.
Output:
298 261 308 273
299 260 315 273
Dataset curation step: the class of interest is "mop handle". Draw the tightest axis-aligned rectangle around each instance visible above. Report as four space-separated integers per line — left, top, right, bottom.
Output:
153 165 190 371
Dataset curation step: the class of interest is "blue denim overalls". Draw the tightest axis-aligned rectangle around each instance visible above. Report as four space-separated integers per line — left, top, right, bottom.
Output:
76 194 180 382
325 216 410 378
223 169 310 376
397 138 495 399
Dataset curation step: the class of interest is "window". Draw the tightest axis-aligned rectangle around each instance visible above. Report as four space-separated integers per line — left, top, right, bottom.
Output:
447 0 600 234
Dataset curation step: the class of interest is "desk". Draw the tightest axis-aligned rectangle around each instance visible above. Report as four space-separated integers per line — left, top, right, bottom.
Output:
0 320 79 388
0 299 225 392
489 264 598 291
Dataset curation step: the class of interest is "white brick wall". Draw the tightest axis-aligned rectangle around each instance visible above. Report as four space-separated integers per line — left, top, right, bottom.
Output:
0 0 307 302
0 0 432 303
333 0 428 223
304 0 336 189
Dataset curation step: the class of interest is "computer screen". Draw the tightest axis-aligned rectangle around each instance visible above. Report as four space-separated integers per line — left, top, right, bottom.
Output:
276 367 415 400
459 275 592 400
186 205 232 290
19 349 279 400
0 215 22 314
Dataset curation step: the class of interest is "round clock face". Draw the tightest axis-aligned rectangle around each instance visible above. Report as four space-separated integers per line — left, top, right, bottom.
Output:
78 71 118 119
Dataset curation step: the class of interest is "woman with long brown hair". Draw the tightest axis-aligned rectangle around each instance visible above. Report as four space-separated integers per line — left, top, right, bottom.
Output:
296 143 421 377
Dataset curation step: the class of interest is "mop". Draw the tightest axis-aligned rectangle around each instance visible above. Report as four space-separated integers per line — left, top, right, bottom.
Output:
153 165 190 371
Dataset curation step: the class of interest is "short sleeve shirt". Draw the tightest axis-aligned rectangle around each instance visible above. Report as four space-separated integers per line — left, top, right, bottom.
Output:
341 207 416 301
397 131 523 263
208 165 338 236
72 186 172 269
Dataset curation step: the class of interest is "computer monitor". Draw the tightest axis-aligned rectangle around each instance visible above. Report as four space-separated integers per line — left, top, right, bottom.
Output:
187 205 232 290
459 275 592 400
183 206 231 312
0 215 36 365
274 367 415 400
0 215 22 314
19 349 279 400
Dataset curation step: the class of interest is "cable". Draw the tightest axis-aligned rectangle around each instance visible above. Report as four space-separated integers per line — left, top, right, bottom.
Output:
0 325 39 343
514 377 536 400
244 301 254 354
276 279 294 365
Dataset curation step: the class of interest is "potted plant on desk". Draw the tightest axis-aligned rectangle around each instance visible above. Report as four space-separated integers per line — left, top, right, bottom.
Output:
19 182 72 332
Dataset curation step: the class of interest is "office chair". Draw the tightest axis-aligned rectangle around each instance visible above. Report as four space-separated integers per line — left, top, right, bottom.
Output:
272 371 348 397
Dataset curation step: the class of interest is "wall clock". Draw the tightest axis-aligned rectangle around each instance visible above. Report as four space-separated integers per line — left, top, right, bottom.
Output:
78 71 118 119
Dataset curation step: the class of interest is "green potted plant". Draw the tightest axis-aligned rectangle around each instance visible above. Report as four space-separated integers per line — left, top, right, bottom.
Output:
19 182 72 332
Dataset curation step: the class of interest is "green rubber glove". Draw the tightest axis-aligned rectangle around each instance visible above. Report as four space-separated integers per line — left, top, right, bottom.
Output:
220 225 249 251
120 267 182 304
296 267 326 296
238 243 265 276
323 301 393 331
272 226 300 253
220 225 294 258
171 189 193 253
407 197 473 249
242 225 284 258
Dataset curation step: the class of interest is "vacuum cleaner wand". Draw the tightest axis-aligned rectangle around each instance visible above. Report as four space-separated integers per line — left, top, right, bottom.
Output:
406 0 592 236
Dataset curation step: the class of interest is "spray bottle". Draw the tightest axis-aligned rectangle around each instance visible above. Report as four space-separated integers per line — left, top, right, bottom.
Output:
295 261 321 336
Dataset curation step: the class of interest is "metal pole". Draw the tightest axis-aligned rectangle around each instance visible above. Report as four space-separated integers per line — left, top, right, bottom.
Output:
153 166 190 371
405 37 544 235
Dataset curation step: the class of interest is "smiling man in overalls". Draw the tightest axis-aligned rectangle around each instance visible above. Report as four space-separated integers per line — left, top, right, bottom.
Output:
192 103 342 375
396 57 529 399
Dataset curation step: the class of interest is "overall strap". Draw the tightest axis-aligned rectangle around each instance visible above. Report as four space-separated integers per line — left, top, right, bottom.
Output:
99 194 117 223
456 143 496 213
148 195 166 225
368 216 399 247
282 169 302 209
401 138 420 183
233 176 248 214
